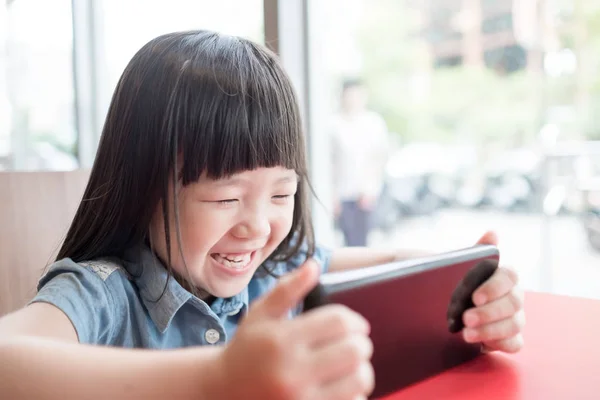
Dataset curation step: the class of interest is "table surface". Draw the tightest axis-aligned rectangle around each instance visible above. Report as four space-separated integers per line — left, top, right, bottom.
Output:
383 292 600 400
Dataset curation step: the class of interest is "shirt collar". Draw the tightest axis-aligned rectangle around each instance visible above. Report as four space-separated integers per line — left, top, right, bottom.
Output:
122 245 248 333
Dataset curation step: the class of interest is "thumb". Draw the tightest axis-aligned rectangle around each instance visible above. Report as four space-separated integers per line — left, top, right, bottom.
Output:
477 231 498 246
250 258 320 320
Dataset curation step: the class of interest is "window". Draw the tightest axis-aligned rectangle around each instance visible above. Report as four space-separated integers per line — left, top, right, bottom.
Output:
0 0 77 171
425 28 463 44
484 45 527 73
481 13 514 35
100 0 264 97
481 0 512 14
308 0 600 299
435 55 463 68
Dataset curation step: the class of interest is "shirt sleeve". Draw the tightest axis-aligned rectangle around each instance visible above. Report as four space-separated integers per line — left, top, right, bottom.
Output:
29 259 122 345
284 239 332 275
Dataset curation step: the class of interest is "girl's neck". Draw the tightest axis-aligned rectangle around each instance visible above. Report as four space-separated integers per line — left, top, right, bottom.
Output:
173 272 214 302
145 237 213 302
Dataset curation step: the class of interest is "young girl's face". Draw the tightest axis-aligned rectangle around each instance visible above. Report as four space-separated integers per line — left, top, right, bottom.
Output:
150 166 298 298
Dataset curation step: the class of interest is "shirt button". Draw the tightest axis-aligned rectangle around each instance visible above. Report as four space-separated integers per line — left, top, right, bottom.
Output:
205 329 220 344
227 307 242 316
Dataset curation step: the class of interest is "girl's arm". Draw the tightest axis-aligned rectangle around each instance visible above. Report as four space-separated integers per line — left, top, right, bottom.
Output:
0 303 222 400
327 234 526 355
0 262 377 399
328 247 434 272
328 231 499 272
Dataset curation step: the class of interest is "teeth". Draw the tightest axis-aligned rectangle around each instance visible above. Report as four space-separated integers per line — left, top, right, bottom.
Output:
219 253 244 262
212 253 252 269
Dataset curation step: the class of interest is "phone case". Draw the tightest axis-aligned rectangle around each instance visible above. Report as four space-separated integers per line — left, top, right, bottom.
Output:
302 245 500 398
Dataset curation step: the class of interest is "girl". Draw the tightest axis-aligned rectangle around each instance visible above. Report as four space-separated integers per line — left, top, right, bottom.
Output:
0 31 524 399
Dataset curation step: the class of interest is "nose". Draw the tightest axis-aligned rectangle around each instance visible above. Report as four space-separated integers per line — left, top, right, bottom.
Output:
232 209 271 240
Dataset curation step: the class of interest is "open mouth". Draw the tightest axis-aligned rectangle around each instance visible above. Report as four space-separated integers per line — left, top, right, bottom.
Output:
210 252 255 270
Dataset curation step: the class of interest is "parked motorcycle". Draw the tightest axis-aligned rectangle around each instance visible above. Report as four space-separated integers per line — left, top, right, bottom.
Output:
376 143 475 225
455 148 541 212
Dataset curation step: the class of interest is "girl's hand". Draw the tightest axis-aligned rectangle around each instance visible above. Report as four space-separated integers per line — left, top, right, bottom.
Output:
217 260 375 400
462 231 526 354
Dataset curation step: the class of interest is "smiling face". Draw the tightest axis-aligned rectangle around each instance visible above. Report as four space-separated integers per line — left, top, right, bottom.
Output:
149 166 298 298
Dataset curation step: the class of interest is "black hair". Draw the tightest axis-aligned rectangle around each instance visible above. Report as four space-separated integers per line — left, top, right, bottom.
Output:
341 77 364 93
57 30 315 277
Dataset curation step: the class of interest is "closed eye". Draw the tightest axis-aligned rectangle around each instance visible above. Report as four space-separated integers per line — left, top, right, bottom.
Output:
216 199 238 204
272 194 294 204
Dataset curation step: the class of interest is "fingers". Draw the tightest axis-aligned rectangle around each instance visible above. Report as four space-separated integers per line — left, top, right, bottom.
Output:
472 266 518 306
316 362 375 400
250 259 320 320
311 334 373 383
482 333 525 354
463 286 524 328
295 305 373 398
476 231 498 246
447 259 498 333
449 260 499 307
293 305 370 347
463 309 526 343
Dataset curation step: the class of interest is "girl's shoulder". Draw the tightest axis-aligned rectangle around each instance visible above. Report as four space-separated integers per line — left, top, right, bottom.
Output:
78 259 132 282
31 257 139 345
39 256 133 289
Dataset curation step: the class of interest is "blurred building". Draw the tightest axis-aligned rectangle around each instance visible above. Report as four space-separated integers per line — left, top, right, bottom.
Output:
414 0 548 74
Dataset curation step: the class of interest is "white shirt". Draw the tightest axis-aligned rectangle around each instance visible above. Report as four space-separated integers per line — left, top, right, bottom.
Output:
330 110 389 201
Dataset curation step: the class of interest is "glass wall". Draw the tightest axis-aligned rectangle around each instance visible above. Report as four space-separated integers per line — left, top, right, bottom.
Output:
0 0 263 171
100 0 264 96
0 0 77 171
3 0 597 299
311 0 600 298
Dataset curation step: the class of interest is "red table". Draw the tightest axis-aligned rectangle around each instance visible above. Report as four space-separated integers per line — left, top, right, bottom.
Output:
384 292 600 400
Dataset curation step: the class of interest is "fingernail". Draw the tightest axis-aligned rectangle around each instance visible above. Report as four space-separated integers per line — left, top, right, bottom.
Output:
474 293 487 306
305 258 319 272
463 328 478 343
464 311 479 327
363 318 371 334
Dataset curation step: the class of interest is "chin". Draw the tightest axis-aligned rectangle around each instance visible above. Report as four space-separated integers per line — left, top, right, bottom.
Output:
207 282 250 299
200 271 255 297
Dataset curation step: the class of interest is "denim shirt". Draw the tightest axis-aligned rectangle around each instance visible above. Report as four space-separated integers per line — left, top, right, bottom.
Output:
30 242 331 348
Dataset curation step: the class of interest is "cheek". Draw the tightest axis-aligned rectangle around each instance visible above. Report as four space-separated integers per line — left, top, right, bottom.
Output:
270 204 295 240
178 203 225 250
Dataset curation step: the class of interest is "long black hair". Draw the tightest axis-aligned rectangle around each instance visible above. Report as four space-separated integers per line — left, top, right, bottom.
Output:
57 30 314 272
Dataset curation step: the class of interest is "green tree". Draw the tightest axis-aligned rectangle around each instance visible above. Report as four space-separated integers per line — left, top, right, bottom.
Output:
355 0 423 141
355 1 540 146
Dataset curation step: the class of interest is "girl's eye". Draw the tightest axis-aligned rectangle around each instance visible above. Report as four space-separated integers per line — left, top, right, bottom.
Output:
215 199 238 207
273 194 293 202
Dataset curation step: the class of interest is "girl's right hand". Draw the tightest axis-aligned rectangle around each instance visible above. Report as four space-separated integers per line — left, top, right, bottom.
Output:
216 260 374 400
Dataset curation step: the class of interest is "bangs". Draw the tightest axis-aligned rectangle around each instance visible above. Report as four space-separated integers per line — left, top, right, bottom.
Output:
163 33 305 185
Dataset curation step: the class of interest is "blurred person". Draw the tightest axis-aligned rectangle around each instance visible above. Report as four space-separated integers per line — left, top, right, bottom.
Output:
331 78 389 246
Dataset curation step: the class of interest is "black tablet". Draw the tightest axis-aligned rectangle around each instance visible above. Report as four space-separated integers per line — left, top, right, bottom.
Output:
303 244 500 398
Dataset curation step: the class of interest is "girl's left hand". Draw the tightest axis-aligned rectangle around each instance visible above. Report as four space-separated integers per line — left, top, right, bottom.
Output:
461 231 526 354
